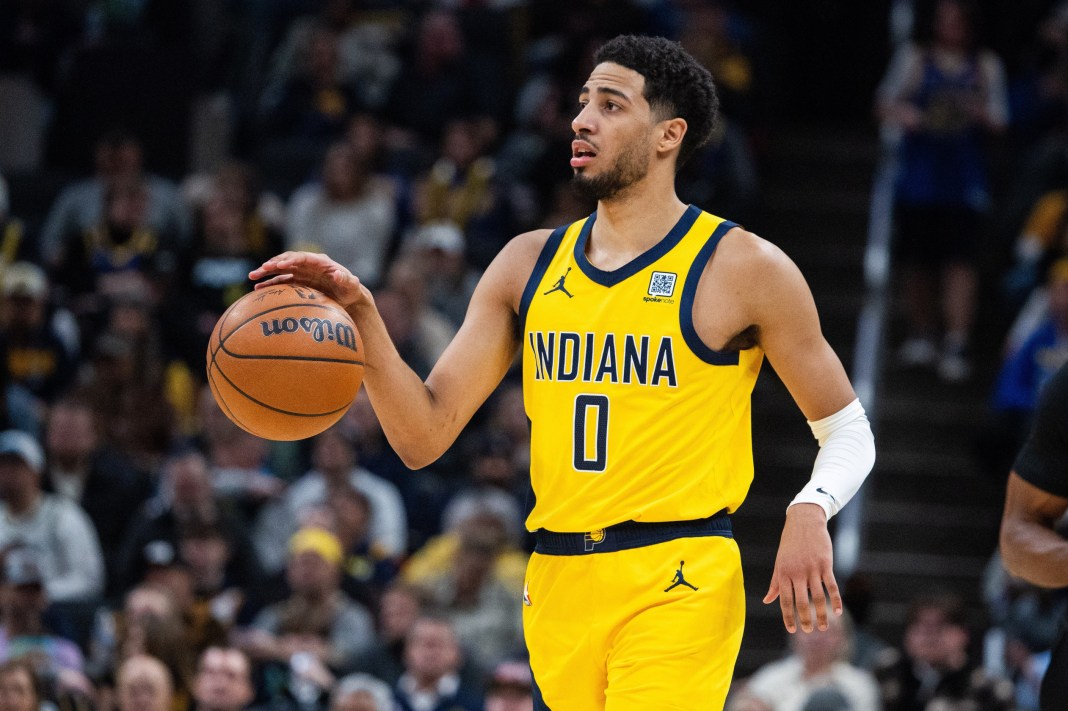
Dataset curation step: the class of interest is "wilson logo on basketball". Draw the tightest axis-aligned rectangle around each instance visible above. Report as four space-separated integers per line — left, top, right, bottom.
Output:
259 317 359 352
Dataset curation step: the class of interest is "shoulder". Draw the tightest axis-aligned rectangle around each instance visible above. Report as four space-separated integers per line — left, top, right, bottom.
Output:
706 226 799 291
480 228 558 309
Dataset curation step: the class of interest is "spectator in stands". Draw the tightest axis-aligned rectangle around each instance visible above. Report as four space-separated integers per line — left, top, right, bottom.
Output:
350 583 423 687
0 262 75 417
384 9 501 150
874 593 1013 711
413 118 529 272
0 430 103 604
403 504 524 675
325 485 401 607
86 585 185 695
394 616 481 711
343 387 447 549
190 647 254 711
0 178 28 266
989 258 1068 463
444 431 525 527
109 585 196 711
265 1 403 113
43 398 151 591
877 0 1009 382
285 140 401 290
0 547 85 676
117 655 174 711
168 195 269 369
181 161 286 246
260 25 357 146
495 75 574 221
177 520 264 634
728 611 878 711
240 528 376 675
382 254 456 366
72 328 176 473
982 552 1066 711
40 131 190 272
0 659 42 711
483 661 533 711
841 573 891 670
203 414 283 520
1001 185 1068 327
403 221 479 330
255 424 405 575
116 449 263 598
329 673 394 711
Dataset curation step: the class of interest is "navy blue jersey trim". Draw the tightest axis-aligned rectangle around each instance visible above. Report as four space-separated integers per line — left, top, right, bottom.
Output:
531 667 550 710
680 220 741 365
574 204 701 287
534 510 733 555
519 225 569 333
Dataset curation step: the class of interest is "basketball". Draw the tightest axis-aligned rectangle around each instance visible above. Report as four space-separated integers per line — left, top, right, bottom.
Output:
205 284 365 441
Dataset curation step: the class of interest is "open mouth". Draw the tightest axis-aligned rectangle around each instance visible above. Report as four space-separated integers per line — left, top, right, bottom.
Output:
571 140 597 168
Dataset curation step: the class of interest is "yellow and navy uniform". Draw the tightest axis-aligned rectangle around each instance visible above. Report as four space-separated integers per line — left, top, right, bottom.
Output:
519 205 762 710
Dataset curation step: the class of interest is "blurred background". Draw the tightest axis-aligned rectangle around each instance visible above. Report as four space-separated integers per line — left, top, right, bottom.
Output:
0 1 1065 710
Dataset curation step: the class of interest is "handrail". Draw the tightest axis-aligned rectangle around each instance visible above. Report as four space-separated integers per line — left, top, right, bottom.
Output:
834 141 897 576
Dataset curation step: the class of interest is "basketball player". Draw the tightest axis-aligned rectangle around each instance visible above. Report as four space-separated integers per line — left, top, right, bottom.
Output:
252 35 875 710
1000 361 1068 710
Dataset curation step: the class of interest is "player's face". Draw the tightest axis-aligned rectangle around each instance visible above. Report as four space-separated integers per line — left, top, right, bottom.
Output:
570 62 656 202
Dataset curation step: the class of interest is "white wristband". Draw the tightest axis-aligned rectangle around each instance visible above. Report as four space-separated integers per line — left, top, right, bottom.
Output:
788 398 876 519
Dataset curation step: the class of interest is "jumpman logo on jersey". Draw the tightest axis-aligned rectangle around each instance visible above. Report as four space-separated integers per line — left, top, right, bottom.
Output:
544 267 574 298
664 561 699 592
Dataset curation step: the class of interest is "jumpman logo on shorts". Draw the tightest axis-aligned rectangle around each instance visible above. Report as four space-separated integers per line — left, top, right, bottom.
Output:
544 267 574 298
664 561 698 592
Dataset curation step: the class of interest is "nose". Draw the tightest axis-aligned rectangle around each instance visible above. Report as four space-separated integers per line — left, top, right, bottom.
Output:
572 103 595 135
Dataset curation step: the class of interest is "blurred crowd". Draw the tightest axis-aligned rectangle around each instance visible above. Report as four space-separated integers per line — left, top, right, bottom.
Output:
0 1 763 710
0 0 1067 710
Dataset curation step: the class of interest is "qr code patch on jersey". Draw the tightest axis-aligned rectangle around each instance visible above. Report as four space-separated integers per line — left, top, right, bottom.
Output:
648 271 677 297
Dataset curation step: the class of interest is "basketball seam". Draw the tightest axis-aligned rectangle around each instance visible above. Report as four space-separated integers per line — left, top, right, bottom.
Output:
210 359 353 418
206 362 257 433
217 349 365 366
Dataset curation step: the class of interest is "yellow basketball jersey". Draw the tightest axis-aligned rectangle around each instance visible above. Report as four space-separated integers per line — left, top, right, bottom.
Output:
520 205 764 532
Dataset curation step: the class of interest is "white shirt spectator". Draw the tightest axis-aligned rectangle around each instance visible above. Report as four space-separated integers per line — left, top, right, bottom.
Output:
0 494 105 602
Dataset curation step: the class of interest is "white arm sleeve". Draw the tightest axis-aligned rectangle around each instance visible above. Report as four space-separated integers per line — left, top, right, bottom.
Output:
788 398 876 519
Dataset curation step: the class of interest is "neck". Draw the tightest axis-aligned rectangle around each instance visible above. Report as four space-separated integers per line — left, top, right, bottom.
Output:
802 657 834 678
5 491 39 517
52 456 89 475
593 180 687 253
4 614 42 637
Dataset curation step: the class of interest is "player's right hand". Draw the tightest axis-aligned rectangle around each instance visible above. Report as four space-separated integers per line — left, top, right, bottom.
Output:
250 251 368 310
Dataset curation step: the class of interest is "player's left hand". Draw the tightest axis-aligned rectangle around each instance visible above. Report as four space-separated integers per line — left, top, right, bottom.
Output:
763 503 842 634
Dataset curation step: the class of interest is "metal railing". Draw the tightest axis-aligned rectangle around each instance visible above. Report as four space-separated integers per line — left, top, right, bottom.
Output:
834 144 897 576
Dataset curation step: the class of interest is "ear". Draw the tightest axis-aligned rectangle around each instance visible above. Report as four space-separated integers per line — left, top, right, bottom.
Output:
657 117 687 156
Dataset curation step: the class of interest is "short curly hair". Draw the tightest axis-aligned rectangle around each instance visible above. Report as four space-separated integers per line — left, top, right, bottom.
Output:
594 35 719 168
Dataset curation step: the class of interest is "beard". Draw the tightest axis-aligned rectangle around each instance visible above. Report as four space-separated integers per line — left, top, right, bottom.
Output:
570 137 651 203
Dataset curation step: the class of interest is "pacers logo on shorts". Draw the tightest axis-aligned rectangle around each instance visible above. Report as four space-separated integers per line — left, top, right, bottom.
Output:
584 529 605 551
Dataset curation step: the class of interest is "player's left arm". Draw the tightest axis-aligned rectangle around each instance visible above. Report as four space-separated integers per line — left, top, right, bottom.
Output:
718 230 875 634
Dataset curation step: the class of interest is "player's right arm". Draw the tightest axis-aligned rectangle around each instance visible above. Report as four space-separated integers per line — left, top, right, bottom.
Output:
250 230 550 469
1000 473 1068 588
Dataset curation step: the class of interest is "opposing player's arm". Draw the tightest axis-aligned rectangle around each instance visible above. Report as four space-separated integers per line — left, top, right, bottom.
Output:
251 231 548 469
1000 472 1068 588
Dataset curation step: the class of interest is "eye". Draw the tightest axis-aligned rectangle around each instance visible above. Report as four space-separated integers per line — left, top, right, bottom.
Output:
605 101 620 111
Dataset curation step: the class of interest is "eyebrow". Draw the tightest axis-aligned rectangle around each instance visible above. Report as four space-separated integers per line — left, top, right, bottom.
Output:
579 86 632 103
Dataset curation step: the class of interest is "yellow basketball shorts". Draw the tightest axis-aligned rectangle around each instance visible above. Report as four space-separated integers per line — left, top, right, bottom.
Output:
523 515 745 711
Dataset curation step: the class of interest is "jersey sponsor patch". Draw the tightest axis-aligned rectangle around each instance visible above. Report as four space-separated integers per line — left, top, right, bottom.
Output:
648 271 677 297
